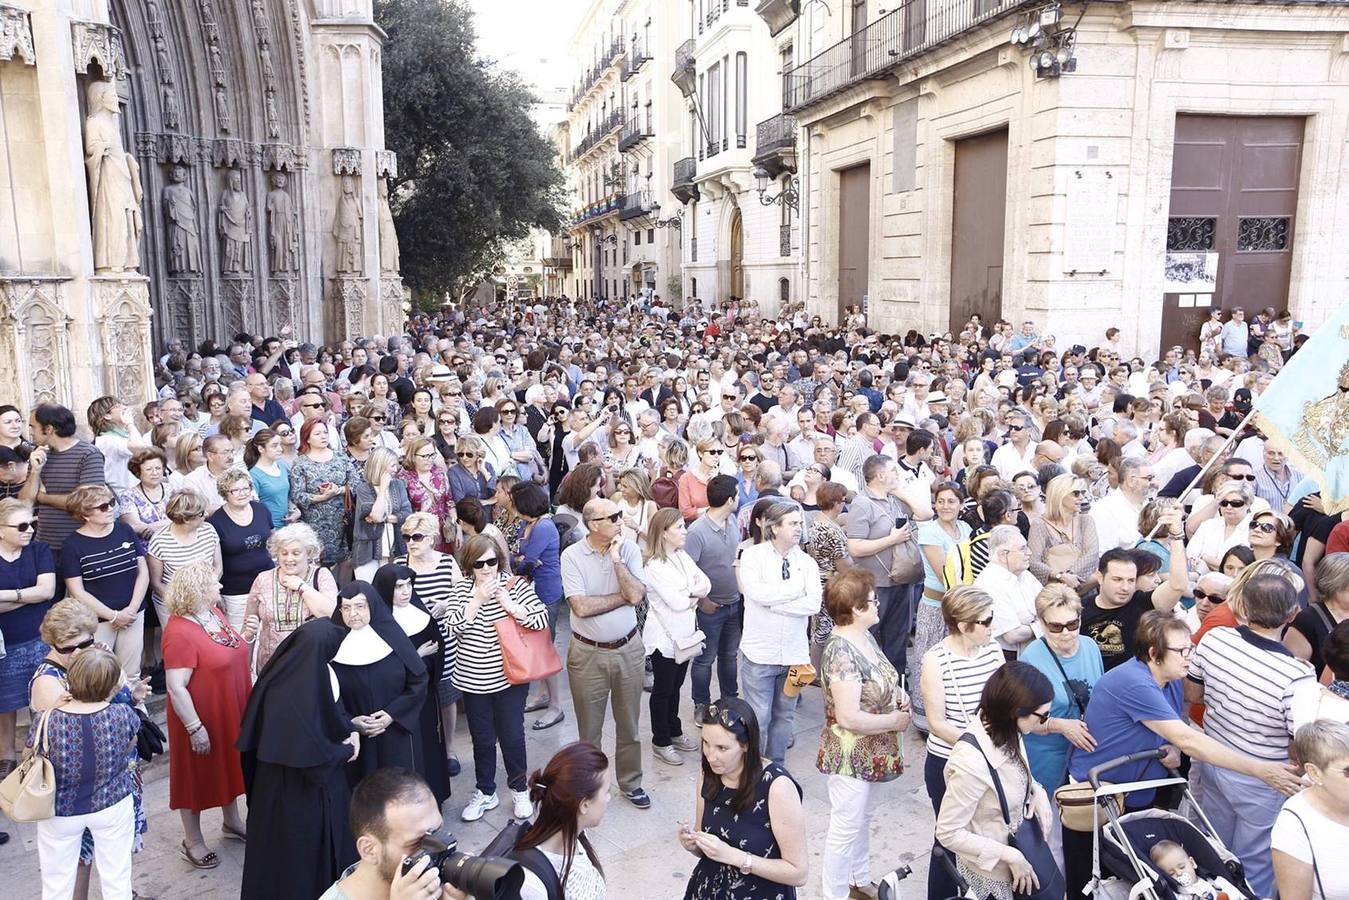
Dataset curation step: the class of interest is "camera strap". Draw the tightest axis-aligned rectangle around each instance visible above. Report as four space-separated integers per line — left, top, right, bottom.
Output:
1041 638 1085 717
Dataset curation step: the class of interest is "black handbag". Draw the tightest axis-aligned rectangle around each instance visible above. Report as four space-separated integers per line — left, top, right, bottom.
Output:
134 707 166 762
958 733 1064 900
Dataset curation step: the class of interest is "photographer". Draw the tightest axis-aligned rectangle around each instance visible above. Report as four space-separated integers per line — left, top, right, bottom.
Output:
320 767 470 900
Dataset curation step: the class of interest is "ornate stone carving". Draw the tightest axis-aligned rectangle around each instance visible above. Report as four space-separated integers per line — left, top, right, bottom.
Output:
380 275 408 334
161 83 181 130
221 276 253 337
259 41 276 82
269 278 298 333
266 172 299 274
375 150 398 179
377 179 400 274
162 165 202 275
262 143 300 171
332 148 362 176
208 41 227 86
265 91 281 139
155 133 196 166
167 278 205 345
85 81 144 273
287 0 312 133
333 174 364 274
93 277 154 405
218 169 253 274
71 21 125 79
213 84 232 133
0 278 75 410
0 6 36 66
212 139 248 168
333 277 367 339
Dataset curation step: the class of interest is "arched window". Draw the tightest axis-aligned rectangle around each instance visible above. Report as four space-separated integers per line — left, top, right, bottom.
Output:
779 278 790 306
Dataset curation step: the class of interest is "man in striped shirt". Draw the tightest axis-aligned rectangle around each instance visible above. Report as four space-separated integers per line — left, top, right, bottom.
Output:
1185 572 1314 897
22 404 106 567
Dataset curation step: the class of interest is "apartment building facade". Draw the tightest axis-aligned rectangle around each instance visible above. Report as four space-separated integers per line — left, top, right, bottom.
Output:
757 0 1349 357
563 0 686 304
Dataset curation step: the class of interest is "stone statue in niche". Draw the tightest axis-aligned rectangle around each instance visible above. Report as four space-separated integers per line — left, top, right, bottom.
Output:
84 80 144 273
154 35 172 81
266 172 298 274
265 91 280 139
259 41 275 82
162 165 201 274
377 178 399 273
214 84 231 132
333 174 363 274
161 83 181 130
218 169 253 274
208 41 226 85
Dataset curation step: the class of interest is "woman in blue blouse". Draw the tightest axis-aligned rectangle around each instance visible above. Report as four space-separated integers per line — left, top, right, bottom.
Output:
510 482 565 731
32 647 141 900
0 499 56 783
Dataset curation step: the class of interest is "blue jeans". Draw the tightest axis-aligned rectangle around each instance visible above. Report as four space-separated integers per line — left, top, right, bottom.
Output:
691 601 742 706
739 657 795 765
462 683 529 796
924 752 962 900
871 583 916 675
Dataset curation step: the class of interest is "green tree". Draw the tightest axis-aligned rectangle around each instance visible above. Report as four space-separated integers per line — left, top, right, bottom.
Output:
375 0 565 303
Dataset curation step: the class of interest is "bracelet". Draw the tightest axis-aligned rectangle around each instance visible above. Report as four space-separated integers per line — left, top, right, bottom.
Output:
184 719 202 733
1167 530 1184 540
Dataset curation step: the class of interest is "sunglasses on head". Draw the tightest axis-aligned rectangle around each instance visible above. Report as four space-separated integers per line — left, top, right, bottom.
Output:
703 702 744 730
1042 617 1081 634
471 557 499 570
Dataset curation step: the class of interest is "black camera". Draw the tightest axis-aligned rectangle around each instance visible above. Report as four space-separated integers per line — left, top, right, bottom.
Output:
1066 678 1093 713
400 831 525 899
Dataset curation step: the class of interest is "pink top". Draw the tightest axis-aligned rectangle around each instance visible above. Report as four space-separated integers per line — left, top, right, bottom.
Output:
246 565 339 671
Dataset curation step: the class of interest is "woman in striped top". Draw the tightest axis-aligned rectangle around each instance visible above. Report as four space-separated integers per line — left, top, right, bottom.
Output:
146 489 223 627
919 585 1005 900
394 510 465 776
445 534 548 824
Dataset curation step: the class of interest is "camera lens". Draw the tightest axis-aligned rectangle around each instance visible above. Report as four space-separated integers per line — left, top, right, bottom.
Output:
442 852 526 899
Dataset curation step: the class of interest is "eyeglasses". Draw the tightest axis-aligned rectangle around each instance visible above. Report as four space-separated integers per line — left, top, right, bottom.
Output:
1167 645 1195 659
2 520 36 532
54 637 95 655
402 532 429 543
587 511 622 524
91 501 114 513
1251 521 1278 534
781 558 791 581
1042 617 1081 634
471 557 499 570
1218 499 1247 509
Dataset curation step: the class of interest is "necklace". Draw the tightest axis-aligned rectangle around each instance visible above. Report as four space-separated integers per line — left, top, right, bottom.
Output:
272 566 311 632
193 610 240 648
138 482 166 505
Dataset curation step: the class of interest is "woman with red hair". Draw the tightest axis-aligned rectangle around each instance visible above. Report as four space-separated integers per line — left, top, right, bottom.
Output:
512 741 612 898
289 418 352 568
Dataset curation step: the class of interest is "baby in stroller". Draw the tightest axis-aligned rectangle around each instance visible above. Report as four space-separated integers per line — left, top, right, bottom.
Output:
1148 841 1246 900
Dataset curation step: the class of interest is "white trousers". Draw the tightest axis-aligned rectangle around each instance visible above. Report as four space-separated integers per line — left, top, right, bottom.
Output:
354 560 382 582
37 794 135 900
219 593 249 632
94 611 145 681
823 774 875 900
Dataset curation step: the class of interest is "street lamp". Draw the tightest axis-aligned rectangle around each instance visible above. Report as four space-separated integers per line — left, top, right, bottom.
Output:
650 201 682 230
753 167 799 213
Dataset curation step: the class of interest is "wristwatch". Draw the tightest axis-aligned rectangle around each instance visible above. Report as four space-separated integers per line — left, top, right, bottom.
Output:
740 852 753 875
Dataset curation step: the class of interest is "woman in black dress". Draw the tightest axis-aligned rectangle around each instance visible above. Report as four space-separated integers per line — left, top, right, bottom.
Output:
371 563 451 803
329 581 428 786
236 618 358 900
676 698 809 900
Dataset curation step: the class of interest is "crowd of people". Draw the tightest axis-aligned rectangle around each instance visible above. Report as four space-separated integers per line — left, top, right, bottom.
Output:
0 294 1346 900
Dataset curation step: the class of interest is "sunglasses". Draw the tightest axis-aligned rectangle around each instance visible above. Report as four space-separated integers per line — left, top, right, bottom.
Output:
1042 617 1081 634
455 452 476 459
1218 499 1247 509
1227 473 1256 481
703 702 743 730
781 558 792 581
1191 587 1224 602
3 520 36 532
1028 709 1051 725
500 408 517 415
971 615 994 628
703 448 724 456
739 455 758 462
91 501 114 513
55 637 96 655
402 532 429 543
471 557 499 570
588 511 622 524
370 415 387 422
1251 521 1278 534
275 429 294 437
302 403 325 410
1008 424 1025 431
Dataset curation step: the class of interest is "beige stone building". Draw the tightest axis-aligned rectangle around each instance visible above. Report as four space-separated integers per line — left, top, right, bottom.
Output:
0 0 402 417
761 0 1349 357
563 0 685 305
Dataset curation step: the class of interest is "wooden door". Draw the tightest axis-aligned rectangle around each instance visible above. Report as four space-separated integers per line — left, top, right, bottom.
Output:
949 128 1008 329
1161 115 1303 355
837 163 871 323
730 209 745 300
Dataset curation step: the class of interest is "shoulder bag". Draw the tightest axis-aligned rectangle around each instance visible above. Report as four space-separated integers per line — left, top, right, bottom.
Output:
1284 809 1326 900
646 556 707 664
494 577 563 685
886 498 925 584
0 708 56 822
957 733 1063 900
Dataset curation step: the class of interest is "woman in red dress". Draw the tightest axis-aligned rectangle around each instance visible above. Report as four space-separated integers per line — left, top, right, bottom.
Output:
163 560 252 870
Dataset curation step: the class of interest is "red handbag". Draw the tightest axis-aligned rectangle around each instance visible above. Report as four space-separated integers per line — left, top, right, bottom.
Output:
493 578 563 685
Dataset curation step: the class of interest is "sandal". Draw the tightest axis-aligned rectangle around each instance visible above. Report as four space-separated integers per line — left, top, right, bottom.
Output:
221 824 247 843
531 710 566 731
523 696 550 713
179 841 220 869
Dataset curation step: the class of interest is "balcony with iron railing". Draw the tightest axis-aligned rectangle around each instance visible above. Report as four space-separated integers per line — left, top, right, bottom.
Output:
751 113 798 180
621 39 652 82
618 115 654 153
619 190 656 222
543 237 574 269
568 193 626 229
568 38 625 111
569 109 626 164
671 156 700 204
782 0 1026 114
671 38 696 96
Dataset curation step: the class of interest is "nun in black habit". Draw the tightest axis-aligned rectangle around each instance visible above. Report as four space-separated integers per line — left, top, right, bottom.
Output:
236 618 359 900
372 562 452 803
329 580 429 787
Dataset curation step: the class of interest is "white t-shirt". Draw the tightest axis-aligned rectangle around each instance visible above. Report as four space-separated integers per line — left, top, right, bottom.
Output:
518 845 606 900
1271 792 1349 900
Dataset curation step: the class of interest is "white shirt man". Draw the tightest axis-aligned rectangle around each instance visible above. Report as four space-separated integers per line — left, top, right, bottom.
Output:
974 526 1045 656
990 414 1038 480
1091 459 1154 550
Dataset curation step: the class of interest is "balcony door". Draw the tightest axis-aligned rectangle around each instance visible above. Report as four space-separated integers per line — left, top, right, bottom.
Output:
849 0 868 78
730 209 745 300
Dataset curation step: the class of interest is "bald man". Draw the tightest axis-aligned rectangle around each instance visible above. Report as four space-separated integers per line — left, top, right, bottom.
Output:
246 372 286 426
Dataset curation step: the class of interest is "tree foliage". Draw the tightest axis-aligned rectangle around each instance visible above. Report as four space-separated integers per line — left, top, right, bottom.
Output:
375 0 565 301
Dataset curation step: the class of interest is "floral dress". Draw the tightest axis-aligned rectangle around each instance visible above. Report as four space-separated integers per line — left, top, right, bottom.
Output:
817 633 904 782
403 465 454 552
29 660 148 859
119 483 168 552
684 762 802 900
290 451 352 566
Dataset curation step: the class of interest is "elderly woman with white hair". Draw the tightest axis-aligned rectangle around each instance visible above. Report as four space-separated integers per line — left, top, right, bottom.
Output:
242 523 338 672
1271 720 1349 900
1187 481 1253 574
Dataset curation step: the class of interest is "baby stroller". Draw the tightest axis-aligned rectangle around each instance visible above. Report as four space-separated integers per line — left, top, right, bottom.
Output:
1083 750 1258 900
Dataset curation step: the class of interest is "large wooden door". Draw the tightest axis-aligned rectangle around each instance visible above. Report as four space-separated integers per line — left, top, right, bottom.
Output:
950 128 1008 329
730 209 744 300
1161 115 1303 355
837 163 871 323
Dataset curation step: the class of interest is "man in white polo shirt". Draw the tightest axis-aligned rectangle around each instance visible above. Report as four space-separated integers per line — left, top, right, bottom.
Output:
1185 571 1313 898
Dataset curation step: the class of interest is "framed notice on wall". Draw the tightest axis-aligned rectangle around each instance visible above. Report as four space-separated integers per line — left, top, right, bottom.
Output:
1063 169 1118 274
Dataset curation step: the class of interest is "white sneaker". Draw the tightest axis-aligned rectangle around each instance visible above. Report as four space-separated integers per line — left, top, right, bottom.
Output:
654 744 684 766
460 789 499 822
511 789 533 820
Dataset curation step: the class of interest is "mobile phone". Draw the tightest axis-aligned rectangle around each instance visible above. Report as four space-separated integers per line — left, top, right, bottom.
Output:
894 516 909 530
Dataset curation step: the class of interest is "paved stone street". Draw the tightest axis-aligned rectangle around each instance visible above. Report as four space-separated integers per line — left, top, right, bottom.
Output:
0 614 936 899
